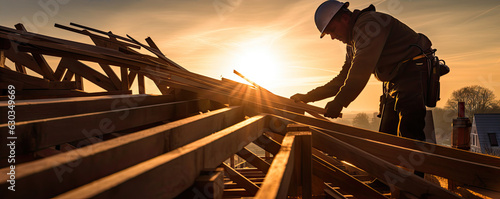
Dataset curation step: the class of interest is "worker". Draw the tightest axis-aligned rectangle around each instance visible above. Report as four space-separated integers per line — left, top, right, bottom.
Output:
291 1 441 156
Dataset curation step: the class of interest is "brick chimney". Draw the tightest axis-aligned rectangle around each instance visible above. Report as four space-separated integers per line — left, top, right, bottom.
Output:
452 102 472 150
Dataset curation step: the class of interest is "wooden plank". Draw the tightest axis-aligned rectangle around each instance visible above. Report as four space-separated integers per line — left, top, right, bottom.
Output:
324 184 348 199
15 63 27 74
31 52 56 81
53 62 67 81
0 27 145 70
268 111 500 192
128 70 137 89
0 99 205 155
299 132 312 199
69 22 139 46
121 67 128 90
0 106 245 199
55 23 141 49
0 66 49 87
222 163 260 195
143 72 323 116
176 168 224 199
255 132 297 199
62 69 74 81
88 35 123 90
75 74 83 90
53 114 268 199
59 57 117 91
138 73 145 94
311 127 500 192
311 129 461 199
0 50 5 68
0 66 76 90
4 47 43 74
15 23 56 81
253 134 281 155
0 94 175 123
286 124 312 199
145 37 162 52
236 147 271 173
312 149 386 199
0 90 132 101
263 106 500 167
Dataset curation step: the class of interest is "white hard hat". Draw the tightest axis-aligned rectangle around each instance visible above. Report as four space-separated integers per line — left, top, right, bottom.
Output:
315 0 349 38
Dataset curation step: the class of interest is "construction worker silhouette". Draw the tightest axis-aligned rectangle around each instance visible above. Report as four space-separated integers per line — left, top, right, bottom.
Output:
291 0 447 164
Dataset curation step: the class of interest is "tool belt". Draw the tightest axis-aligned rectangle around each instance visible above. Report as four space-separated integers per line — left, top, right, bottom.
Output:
378 48 450 117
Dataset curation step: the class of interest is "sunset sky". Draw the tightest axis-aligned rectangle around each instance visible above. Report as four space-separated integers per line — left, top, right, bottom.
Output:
2 0 500 114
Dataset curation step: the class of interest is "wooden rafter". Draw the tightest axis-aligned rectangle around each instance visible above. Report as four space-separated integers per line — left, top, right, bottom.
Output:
0 106 244 199
53 114 268 199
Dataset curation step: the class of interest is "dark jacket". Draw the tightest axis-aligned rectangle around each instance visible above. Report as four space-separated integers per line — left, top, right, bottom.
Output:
304 5 432 107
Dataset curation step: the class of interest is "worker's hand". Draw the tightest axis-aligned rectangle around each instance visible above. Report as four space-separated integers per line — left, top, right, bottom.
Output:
324 101 343 118
291 93 307 103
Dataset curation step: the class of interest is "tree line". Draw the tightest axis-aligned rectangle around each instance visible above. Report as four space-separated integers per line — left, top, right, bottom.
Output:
350 85 500 145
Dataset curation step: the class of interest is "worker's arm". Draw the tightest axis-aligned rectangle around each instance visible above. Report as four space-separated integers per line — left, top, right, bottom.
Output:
294 46 353 103
332 13 392 108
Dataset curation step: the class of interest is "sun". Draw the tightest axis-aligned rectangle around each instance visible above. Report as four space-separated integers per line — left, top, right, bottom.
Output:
231 46 283 90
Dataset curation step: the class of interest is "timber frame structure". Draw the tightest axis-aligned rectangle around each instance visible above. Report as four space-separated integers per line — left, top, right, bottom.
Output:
1 23 500 199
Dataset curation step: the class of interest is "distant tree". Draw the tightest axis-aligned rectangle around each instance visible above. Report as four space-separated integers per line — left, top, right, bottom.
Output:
445 85 500 119
352 113 371 129
369 112 381 131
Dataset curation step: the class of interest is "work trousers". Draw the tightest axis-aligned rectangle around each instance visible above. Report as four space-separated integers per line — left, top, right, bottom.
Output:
379 59 427 141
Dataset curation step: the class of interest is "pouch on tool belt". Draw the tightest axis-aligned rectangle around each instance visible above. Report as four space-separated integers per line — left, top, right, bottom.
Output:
425 51 449 107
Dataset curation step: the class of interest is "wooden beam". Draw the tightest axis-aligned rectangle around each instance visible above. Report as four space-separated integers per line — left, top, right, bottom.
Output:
0 106 245 199
53 62 67 81
263 106 500 168
53 114 268 199
176 168 225 199
0 90 132 101
15 63 27 74
256 132 299 199
88 35 123 90
75 74 83 90
62 69 74 81
253 134 281 155
4 46 43 74
15 23 56 81
145 37 162 52
0 50 5 68
0 94 175 123
59 57 117 91
55 23 141 49
138 73 145 94
0 99 205 155
236 147 271 173
267 111 500 192
121 67 128 90
128 70 137 89
324 184 348 199
311 127 500 192
311 129 461 199
0 67 76 91
222 163 260 195
312 149 386 199
287 124 312 199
